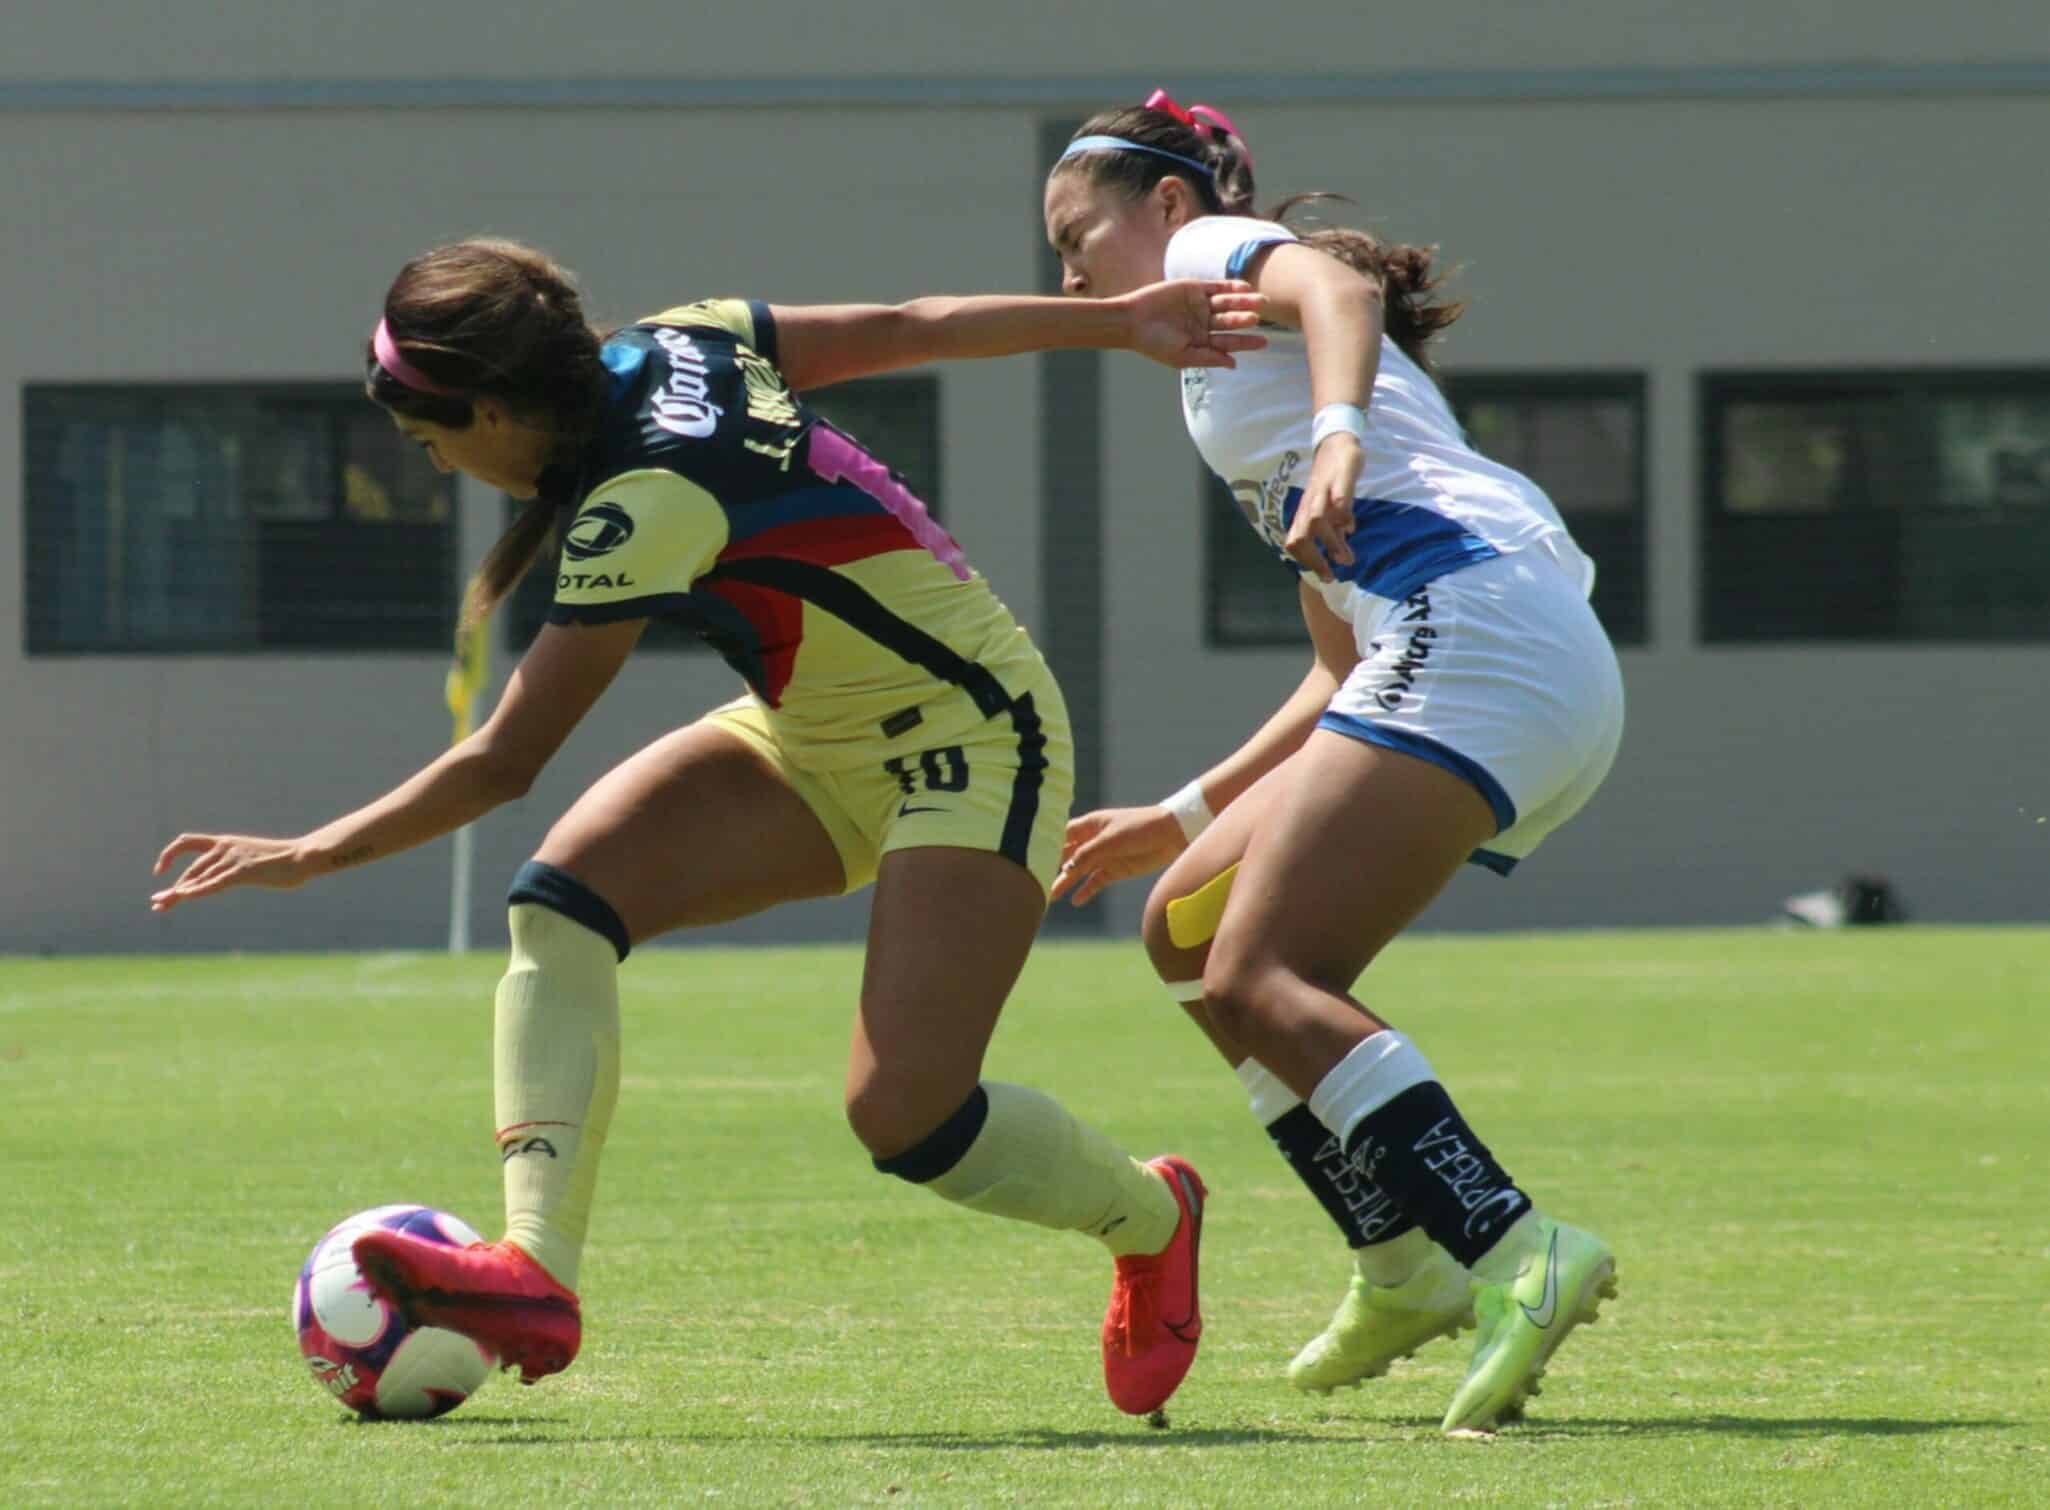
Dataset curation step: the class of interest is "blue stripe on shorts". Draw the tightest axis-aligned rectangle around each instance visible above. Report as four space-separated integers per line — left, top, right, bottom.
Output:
1316 709 1518 836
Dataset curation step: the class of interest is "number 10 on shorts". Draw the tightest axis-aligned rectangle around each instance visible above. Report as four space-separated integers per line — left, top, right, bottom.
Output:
884 747 968 795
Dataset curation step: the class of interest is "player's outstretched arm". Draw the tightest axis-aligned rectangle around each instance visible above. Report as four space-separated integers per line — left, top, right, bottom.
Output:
149 618 644 913
769 281 1266 391
1053 586 1357 907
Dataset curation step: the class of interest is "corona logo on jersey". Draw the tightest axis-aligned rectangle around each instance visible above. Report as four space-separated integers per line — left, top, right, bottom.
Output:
648 327 724 438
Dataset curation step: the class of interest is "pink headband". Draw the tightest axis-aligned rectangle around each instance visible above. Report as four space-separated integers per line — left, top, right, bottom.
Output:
372 318 464 397
1144 89 1254 171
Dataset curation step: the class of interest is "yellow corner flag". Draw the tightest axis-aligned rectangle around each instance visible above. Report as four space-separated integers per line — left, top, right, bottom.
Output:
445 618 491 745
444 612 491 955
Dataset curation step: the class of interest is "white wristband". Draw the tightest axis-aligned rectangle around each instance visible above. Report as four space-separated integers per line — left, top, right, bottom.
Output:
1160 779 1214 843
1311 402 1368 451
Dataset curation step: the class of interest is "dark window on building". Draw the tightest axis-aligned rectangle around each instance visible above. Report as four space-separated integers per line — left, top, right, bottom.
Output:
503 376 942 651
1203 471 1301 647
1452 374 1647 646
1702 371 2050 642
24 385 455 654
1204 373 1648 647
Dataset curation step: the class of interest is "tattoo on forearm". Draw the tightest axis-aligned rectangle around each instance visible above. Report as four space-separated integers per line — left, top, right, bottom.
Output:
329 846 375 869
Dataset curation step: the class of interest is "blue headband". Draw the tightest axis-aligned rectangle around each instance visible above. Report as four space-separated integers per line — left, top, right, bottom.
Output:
1055 134 1215 179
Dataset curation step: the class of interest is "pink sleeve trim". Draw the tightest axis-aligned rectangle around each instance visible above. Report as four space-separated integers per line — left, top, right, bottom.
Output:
807 424 971 581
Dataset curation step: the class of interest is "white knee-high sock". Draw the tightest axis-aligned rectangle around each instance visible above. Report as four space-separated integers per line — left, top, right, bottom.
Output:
494 903 621 1290
916 1083 1181 1258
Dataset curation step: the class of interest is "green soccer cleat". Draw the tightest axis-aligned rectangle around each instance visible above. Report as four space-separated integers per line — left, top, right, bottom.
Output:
1440 1217 1617 1436
1287 1247 1475 1394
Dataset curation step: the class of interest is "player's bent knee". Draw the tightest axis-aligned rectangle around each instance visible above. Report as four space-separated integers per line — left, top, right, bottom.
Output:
1145 863 1238 983
1140 884 1190 979
1198 944 1285 1045
865 1084 990 1181
506 860 631 962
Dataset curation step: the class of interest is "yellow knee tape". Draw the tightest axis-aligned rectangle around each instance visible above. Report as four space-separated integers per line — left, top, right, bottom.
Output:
1166 862 1240 950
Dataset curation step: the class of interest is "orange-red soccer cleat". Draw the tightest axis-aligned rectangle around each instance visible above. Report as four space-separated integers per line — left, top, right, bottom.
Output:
352 1232 581 1385
1101 1155 1207 1415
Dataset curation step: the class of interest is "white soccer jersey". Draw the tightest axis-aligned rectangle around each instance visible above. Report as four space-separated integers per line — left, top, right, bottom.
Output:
1165 215 1593 619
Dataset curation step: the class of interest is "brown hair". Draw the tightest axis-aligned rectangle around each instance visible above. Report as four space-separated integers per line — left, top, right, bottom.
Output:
1053 106 1465 378
366 238 607 635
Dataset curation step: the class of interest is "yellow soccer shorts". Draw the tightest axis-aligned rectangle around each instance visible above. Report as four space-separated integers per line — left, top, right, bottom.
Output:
700 676 1075 896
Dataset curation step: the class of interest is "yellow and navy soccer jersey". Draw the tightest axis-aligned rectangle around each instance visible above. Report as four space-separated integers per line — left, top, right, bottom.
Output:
544 299 1046 769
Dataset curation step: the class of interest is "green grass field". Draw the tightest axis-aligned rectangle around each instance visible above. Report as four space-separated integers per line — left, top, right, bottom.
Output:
6 929 2047 1506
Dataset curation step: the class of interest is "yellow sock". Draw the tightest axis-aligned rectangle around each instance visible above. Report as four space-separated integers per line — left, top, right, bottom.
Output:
922 1083 1179 1258
494 902 621 1290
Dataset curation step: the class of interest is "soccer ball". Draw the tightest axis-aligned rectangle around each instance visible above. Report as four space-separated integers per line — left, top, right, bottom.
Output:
293 1204 496 1420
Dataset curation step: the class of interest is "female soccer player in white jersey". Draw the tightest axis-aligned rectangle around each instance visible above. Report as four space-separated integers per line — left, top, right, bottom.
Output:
1038 93 1624 1434
149 239 1265 1418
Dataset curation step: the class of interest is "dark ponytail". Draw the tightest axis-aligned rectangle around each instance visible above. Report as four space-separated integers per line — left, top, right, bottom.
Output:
1053 105 1465 377
366 238 607 635
1270 196 1466 381
463 498 558 640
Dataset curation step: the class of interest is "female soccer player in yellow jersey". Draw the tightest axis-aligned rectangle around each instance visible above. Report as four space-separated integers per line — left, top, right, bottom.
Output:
1034 93 1624 1435
150 239 1263 1418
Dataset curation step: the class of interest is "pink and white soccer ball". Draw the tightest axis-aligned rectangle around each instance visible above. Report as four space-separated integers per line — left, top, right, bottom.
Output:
293 1204 496 1419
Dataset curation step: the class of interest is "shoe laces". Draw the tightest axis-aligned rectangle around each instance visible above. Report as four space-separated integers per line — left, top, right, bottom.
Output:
1108 1257 1164 1355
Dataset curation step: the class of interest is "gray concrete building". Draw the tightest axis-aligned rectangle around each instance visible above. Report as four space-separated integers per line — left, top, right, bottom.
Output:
5 2 2047 953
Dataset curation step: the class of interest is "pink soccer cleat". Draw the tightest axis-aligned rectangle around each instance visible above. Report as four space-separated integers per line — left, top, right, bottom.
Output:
1101 1155 1207 1415
352 1232 581 1386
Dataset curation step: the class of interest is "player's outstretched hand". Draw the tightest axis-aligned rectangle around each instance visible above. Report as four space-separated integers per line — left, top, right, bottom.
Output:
150 833 315 912
1120 280 1267 369
1283 433 1362 581
1052 805 1187 907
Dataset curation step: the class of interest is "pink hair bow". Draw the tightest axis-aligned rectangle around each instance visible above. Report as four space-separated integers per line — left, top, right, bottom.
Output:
1143 87 1197 126
1144 88 1252 169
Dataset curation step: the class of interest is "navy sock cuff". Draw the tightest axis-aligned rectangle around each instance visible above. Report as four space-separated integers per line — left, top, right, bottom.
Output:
1266 1103 1417 1250
873 1084 991 1184
1340 1082 1530 1267
507 860 631 962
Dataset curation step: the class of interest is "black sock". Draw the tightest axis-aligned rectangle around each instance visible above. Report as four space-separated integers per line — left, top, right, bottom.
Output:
1265 1104 1418 1249
1341 1083 1531 1269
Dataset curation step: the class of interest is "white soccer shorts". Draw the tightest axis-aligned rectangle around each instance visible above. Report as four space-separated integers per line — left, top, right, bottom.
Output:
1319 545 1625 875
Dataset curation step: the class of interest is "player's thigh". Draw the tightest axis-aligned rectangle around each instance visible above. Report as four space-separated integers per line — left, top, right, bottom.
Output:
872 685 1074 894
1139 758 1298 982
1136 762 1305 1066
846 844 1049 1158
840 693 1070 1153
533 721 847 944
1207 728 1499 1004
